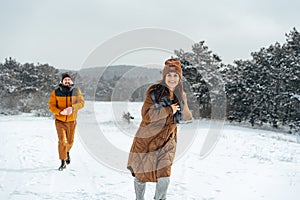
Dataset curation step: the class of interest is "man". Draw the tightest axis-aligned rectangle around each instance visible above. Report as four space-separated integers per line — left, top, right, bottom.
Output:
49 72 85 171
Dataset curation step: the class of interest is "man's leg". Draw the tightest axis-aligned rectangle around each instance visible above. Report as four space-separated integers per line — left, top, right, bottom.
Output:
66 121 76 153
55 120 68 160
65 121 76 164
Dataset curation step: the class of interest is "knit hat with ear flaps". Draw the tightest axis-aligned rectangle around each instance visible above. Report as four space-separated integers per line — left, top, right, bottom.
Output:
162 58 182 79
61 72 71 82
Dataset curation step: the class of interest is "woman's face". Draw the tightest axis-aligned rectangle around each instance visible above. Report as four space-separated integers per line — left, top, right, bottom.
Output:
165 72 180 91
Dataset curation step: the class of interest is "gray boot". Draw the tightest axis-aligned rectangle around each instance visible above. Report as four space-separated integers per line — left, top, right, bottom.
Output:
154 177 170 200
134 178 146 200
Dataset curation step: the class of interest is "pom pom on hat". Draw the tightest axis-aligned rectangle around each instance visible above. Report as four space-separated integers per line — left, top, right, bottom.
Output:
162 58 182 79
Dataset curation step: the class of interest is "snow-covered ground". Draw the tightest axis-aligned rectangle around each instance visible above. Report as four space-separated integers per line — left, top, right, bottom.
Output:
0 101 300 200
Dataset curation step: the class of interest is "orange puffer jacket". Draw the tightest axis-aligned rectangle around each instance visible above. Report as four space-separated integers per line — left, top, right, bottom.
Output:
49 85 84 122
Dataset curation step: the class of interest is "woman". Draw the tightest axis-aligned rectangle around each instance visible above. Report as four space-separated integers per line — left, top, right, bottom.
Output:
127 58 193 200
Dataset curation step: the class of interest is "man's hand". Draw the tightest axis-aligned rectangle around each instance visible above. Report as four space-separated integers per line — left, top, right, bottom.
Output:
60 107 73 115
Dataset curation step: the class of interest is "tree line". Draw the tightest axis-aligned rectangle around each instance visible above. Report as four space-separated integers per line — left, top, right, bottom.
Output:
0 28 299 133
0 57 59 116
175 27 300 133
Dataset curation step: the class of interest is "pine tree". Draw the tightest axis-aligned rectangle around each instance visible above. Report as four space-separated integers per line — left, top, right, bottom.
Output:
225 28 300 132
283 28 300 132
175 41 226 119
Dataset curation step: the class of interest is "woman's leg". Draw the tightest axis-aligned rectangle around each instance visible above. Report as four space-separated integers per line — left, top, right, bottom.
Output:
154 177 170 200
134 178 146 200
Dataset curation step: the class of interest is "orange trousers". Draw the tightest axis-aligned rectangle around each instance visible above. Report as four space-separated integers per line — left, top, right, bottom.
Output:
55 120 77 160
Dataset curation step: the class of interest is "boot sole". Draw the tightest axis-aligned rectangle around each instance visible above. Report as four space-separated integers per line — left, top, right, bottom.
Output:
58 166 66 171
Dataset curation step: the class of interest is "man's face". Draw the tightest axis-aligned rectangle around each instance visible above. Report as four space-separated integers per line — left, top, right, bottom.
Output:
62 77 72 86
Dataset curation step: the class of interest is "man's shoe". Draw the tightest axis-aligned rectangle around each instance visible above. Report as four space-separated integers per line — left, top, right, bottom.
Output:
66 152 71 165
58 160 66 171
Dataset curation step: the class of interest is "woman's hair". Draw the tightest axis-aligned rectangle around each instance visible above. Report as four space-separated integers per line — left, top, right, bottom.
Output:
148 76 183 104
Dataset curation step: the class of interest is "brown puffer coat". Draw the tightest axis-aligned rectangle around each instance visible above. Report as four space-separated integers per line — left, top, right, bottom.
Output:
49 84 85 122
127 85 192 182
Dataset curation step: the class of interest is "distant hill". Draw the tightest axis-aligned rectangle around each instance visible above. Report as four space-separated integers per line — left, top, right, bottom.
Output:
77 65 161 80
76 65 162 101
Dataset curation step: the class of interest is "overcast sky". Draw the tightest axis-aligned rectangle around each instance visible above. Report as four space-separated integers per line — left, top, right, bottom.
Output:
1 0 300 70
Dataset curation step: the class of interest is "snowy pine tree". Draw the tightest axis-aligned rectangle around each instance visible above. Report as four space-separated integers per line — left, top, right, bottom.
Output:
176 29 299 133
283 28 300 132
0 58 59 115
175 41 226 119
225 28 300 132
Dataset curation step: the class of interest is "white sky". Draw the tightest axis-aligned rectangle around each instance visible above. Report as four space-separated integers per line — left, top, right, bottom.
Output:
1 0 300 69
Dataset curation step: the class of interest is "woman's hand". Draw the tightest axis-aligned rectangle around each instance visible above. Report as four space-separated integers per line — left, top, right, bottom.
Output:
171 103 180 114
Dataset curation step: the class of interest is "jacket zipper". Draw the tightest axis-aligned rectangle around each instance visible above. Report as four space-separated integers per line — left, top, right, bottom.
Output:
65 92 68 122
